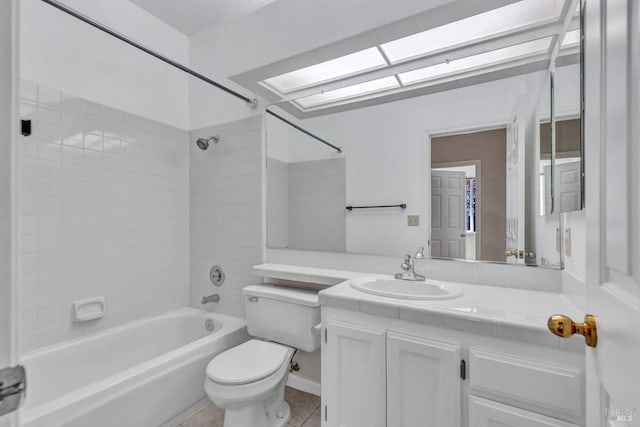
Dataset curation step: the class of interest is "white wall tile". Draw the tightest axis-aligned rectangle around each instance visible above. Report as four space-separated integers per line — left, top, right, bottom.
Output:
189 116 263 319
18 82 190 353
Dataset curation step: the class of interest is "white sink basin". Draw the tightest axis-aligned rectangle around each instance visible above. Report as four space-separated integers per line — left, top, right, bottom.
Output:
350 277 463 300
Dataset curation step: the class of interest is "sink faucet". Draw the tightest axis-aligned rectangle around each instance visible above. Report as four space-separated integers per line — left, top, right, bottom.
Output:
201 294 220 304
394 254 425 281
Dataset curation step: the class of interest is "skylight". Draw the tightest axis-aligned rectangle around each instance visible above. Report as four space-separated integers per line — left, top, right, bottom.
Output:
380 0 565 64
258 0 574 112
263 48 387 94
560 29 580 48
293 76 399 108
398 37 552 86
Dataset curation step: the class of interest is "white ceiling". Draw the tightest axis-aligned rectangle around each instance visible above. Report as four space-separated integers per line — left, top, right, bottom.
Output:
129 0 277 35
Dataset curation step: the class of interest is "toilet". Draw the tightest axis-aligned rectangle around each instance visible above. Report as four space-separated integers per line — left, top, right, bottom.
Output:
204 284 320 427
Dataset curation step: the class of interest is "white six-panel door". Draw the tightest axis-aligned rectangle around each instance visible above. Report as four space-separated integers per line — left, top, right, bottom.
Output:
554 161 581 213
584 0 640 424
386 332 461 427
431 171 466 259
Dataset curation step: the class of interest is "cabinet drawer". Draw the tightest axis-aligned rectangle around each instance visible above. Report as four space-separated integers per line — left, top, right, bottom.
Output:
469 349 582 424
469 396 579 427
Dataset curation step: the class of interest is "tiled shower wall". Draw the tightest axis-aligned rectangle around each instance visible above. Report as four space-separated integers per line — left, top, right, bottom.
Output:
267 157 346 252
190 116 263 318
19 81 190 353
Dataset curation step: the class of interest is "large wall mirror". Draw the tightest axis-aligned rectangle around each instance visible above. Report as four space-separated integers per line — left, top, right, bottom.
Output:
264 0 583 269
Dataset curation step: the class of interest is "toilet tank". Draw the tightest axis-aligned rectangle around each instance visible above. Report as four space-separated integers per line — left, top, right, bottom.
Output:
243 284 320 352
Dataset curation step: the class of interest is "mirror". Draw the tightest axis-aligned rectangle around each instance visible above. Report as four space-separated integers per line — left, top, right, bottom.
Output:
264 1 583 268
552 16 583 213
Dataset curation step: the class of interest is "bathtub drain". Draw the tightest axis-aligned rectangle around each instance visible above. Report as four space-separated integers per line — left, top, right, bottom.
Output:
205 319 215 331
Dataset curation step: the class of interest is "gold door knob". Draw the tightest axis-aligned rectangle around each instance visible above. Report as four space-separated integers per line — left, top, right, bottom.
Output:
547 314 598 347
505 250 524 258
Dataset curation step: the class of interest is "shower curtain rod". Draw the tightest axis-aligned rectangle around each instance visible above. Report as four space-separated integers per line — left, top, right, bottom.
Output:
266 109 342 153
40 0 258 108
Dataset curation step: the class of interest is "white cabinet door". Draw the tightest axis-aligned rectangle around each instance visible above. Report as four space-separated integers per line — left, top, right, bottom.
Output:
469 396 579 427
322 320 386 427
387 332 461 427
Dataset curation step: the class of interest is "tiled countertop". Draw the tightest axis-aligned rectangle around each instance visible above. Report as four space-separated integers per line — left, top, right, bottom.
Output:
254 263 585 352
321 277 585 352
253 263 382 285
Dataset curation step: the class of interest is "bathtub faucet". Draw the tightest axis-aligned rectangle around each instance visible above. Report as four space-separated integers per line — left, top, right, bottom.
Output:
201 294 220 304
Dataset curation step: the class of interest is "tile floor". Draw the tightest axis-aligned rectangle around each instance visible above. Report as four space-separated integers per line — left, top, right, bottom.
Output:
176 387 321 427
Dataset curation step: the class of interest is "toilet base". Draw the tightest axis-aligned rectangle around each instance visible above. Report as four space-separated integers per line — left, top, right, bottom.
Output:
223 400 290 427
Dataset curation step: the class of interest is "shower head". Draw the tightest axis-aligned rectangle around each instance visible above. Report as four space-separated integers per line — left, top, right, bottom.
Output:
196 135 220 151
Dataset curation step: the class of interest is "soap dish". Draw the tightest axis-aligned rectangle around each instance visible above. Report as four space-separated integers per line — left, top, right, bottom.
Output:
73 297 106 322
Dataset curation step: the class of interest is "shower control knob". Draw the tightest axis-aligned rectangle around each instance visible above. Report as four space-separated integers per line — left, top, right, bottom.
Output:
209 265 225 286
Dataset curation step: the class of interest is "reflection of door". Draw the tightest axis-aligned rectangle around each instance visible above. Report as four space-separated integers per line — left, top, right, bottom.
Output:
431 171 465 258
554 161 580 212
583 0 640 424
506 119 524 264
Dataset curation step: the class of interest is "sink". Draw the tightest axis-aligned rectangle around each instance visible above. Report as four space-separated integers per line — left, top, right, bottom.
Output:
349 277 463 300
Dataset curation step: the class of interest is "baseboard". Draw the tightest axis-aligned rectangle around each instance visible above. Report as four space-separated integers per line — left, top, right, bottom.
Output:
287 374 321 396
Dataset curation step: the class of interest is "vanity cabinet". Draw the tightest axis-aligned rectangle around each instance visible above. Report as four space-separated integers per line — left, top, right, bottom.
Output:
321 309 584 427
323 320 461 427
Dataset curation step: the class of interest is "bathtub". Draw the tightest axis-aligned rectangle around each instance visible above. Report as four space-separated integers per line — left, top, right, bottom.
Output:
20 308 248 427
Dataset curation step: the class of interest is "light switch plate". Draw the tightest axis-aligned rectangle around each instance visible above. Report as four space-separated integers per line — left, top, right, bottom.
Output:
408 215 420 226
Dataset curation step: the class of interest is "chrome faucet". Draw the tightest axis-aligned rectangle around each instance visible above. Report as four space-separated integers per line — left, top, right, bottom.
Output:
394 254 425 281
201 294 220 304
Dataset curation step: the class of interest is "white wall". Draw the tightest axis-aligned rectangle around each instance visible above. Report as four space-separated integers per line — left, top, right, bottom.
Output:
554 64 581 118
266 113 344 163
20 0 189 129
188 25 265 130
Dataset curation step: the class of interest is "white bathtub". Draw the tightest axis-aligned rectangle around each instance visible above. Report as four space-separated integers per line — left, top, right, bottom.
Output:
20 308 248 427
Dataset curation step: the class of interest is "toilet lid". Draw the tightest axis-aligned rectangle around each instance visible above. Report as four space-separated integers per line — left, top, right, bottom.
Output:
206 340 290 385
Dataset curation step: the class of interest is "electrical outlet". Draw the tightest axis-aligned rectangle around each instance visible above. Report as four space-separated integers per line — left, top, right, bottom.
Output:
407 215 420 226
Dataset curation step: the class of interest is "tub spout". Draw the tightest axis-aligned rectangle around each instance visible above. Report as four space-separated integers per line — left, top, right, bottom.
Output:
201 294 220 304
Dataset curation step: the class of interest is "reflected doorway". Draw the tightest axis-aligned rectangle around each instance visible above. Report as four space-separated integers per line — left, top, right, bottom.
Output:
431 163 479 260
430 128 507 262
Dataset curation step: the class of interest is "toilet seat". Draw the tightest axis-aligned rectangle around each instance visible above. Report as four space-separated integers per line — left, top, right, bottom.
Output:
207 340 291 385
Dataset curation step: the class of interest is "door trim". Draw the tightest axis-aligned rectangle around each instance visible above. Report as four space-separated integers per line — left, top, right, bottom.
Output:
0 0 20 425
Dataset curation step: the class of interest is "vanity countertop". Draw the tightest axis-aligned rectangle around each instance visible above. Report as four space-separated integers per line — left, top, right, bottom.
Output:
321 277 585 351
254 263 585 351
